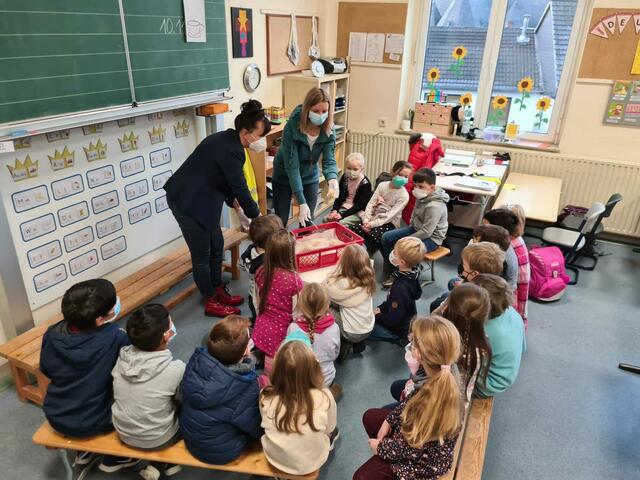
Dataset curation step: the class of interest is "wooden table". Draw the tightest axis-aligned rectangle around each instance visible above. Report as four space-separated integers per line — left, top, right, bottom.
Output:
433 162 509 197
494 172 562 223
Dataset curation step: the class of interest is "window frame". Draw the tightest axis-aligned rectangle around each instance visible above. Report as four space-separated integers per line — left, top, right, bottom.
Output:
412 0 593 145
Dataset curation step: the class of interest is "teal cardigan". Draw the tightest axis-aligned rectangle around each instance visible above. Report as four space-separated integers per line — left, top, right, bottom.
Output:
272 105 339 205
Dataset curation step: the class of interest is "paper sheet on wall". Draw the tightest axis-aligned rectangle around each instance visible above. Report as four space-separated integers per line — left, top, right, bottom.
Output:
384 34 404 54
365 33 385 63
183 0 207 43
348 32 367 62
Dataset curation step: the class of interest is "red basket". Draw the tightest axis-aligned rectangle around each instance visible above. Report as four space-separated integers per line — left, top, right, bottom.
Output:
292 222 364 273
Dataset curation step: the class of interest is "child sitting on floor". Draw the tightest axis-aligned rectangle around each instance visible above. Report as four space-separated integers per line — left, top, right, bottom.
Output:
323 244 376 360
326 152 373 226
252 229 304 374
350 161 412 254
353 315 463 480
260 339 338 476
40 279 137 473
288 283 341 398
380 167 449 286
111 304 184 478
471 274 526 397
240 214 285 321
180 315 262 464
370 237 426 346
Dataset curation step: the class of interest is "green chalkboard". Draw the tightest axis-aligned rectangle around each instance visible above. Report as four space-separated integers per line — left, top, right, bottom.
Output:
0 0 230 126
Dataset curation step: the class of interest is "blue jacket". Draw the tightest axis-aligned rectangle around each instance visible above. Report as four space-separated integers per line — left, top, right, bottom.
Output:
164 129 260 231
376 269 422 339
272 106 339 204
180 348 262 464
40 321 129 437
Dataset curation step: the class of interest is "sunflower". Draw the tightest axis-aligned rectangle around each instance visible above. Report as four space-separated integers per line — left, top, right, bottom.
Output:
536 96 552 111
460 92 473 106
518 77 534 92
492 96 508 110
427 67 440 82
452 46 467 60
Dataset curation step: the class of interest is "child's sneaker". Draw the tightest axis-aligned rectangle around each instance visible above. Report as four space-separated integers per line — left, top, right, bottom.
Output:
329 383 343 401
139 465 160 480
337 341 352 363
382 276 394 289
329 427 340 451
353 341 366 354
98 456 141 473
73 451 95 466
163 464 183 476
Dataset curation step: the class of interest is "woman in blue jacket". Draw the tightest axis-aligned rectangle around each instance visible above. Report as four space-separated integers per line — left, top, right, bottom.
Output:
164 100 270 318
272 87 339 226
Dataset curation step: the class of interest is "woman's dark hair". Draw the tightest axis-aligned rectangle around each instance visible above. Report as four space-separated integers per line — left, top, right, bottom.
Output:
61 279 117 331
127 304 171 351
235 99 272 135
483 208 519 236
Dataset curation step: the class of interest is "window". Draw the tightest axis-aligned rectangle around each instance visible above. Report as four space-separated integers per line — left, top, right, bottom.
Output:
417 0 582 143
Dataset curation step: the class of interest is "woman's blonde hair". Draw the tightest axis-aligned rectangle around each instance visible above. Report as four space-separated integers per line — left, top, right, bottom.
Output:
299 87 333 135
261 340 326 434
401 315 462 447
297 283 330 343
329 245 376 296
258 229 296 314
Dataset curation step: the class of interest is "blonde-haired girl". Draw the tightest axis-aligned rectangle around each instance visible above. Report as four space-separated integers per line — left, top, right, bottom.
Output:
353 315 463 480
287 283 341 391
323 245 376 358
260 340 338 476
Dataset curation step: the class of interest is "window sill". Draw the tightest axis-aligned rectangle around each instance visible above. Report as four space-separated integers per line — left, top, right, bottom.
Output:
394 129 560 153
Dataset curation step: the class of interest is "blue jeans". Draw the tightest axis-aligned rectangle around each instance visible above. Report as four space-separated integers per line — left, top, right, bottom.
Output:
381 227 439 274
168 197 223 298
272 182 319 227
367 323 403 344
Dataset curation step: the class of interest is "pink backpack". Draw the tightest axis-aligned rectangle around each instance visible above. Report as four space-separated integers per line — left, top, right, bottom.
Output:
528 246 570 302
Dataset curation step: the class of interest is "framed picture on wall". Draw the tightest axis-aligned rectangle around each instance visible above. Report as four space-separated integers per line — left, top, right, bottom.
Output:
231 7 253 58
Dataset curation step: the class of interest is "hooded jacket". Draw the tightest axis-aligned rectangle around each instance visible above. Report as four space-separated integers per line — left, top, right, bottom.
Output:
180 347 262 464
376 268 422 339
331 173 373 217
111 346 185 449
272 105 339 205
410 187 450 245
323 276 375 335
40 321 130 438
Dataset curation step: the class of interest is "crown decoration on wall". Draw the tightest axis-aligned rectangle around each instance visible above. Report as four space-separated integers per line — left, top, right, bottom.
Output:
148 124 166 145
119 132 139 153
13 137 31 149
7 155 39 182
83 139 108 162
173 120 190 138
48 146 75 171
46 129 70 143
82 123 103 135
117 117 136 128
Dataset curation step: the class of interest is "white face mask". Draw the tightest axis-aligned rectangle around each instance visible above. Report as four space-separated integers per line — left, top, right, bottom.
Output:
166 318 177 344
405 343 420 375
103 297 121 324
389 250 399 267
249 136 267 152
413 189 428 200
347 170 362 180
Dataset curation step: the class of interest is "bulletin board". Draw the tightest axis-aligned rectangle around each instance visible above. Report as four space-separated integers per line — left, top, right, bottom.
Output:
266 15 317 75
336 2 408 65
0 109 197 309
578 9 640 81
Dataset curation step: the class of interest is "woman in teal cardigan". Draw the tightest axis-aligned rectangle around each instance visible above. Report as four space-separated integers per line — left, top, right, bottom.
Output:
272 87 339 226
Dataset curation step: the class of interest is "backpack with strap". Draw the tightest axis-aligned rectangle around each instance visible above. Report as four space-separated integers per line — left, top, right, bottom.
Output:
528 246 570 302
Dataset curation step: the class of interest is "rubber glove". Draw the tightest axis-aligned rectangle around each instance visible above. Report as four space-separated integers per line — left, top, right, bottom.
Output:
327 179 339 201
235 207 252 232
298 203 312 225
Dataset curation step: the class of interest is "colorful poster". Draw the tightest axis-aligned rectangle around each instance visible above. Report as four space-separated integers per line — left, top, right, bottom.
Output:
231 7 253 58
604 80 640 126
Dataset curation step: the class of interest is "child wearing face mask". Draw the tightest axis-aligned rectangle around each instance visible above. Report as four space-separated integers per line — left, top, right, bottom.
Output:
40 279 140 472
380 168 449 287
350 161 412 254
112 304 185 478
326 152 373 227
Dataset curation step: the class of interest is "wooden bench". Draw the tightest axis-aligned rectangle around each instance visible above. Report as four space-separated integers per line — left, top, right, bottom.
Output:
421 246 451 287
0 228 247 406
32 421 318 480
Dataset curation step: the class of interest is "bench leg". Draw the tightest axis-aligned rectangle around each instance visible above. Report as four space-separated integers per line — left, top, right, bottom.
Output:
420 260 436 288
35 370 50 405
230 245 240 280
9 363 29 403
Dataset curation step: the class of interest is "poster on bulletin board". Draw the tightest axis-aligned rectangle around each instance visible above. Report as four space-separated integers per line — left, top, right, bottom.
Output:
603 80 640 127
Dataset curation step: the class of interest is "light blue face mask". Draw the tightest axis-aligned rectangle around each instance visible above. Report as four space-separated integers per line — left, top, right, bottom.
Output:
392 175 408 188
308 110 328 126
103 297 121 324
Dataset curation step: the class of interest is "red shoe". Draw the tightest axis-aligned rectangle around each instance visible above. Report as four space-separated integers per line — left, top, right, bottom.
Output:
215 284 244 307
204 297 240 317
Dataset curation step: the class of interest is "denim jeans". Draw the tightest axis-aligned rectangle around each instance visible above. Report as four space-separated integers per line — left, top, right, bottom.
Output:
168 197 223 298
367 323 403 344
272 182 319 227
380 226 439 275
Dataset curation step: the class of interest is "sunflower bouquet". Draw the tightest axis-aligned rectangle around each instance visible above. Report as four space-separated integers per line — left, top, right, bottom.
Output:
449 46 467 77
533 96 552 130
514 77 533 111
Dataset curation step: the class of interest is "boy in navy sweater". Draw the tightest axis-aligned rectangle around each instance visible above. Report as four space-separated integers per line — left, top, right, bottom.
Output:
40 279 137 473
369 237 425 345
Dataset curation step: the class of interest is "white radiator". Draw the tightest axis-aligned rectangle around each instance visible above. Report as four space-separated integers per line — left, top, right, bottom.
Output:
347 131 640 238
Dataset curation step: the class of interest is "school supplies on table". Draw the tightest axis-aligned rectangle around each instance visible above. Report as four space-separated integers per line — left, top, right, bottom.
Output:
454 176 495 191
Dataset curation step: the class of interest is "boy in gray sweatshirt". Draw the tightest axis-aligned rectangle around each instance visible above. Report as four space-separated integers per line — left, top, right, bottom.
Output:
111 304 185 477
381 168 449 285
